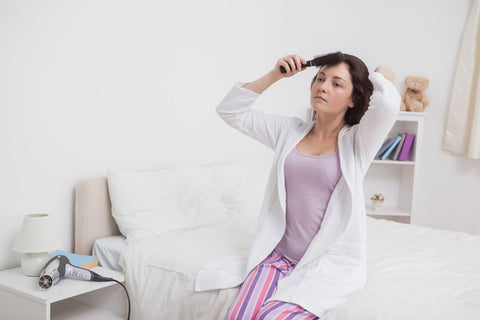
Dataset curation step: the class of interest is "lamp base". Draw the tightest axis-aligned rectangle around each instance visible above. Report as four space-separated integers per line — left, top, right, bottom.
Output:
21 252 51 276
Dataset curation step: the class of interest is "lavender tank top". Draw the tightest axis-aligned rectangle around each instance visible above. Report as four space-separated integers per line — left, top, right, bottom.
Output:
274 146 342 263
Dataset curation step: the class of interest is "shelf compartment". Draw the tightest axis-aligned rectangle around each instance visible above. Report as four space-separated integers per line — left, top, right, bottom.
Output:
52 299 124 320
364 164 414 217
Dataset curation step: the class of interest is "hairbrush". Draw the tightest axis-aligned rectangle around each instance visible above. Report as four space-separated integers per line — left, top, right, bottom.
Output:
280 51 344 74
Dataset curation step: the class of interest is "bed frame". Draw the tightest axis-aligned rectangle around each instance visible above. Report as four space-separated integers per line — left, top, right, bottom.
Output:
74 177 120 255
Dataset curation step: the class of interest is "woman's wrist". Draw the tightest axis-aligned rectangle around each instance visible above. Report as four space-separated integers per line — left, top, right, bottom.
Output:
268 68 284 82
242 70 282 94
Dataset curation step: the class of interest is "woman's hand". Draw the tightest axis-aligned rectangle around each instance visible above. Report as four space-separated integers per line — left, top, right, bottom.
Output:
242 54 307 94
374 66 395 84
272 54 308 80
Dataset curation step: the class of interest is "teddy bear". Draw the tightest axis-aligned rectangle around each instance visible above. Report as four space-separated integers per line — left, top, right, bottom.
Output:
400 76 429 112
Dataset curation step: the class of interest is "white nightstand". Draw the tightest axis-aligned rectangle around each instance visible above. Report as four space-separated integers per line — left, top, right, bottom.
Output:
0 266 127 320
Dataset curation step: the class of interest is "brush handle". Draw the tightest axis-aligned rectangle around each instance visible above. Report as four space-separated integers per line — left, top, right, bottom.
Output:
280 60 312 74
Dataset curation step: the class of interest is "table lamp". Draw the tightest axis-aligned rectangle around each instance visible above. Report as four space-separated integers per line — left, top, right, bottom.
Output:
13 214 62 276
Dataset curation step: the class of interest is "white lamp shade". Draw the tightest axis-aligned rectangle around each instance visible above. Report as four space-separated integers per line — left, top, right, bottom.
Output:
13 214 61 253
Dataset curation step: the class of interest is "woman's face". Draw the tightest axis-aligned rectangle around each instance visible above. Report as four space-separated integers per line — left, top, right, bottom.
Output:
310 62 354 119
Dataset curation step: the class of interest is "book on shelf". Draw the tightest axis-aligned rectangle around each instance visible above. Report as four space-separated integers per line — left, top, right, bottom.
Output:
398 133 415 161
375 137 396 159
50 250 99 269
380 135 402 160
391 133 406 160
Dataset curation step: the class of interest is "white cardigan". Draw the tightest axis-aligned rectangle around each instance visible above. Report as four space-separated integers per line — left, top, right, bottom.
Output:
196 72 401 317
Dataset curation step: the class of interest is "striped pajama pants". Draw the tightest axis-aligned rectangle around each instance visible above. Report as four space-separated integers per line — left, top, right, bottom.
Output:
226 251 319 320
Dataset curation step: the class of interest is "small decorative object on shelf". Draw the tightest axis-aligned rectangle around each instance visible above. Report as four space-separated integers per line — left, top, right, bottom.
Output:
400 76 429 112
370 193 384 212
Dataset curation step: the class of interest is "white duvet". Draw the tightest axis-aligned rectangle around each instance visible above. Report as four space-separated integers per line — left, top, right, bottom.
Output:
120 217 480 320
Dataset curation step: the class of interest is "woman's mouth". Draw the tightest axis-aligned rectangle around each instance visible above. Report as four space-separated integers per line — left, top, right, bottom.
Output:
315 96 327 102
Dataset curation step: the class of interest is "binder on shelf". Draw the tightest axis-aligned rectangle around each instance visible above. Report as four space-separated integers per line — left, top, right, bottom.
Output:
398 133 415 161
380 135 402 160
50 250 99 269
375 137 396 159
391 133 406 160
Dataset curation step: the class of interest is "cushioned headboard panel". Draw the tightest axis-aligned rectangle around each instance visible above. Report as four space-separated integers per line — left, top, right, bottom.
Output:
74 177 120 255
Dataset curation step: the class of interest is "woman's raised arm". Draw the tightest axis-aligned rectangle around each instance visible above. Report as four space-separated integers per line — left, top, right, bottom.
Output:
355 66 401 172
215 55 307 150
242 55 307 94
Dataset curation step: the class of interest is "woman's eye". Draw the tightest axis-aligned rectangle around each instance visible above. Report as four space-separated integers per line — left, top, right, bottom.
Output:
317 78 324 82
335 83 341 87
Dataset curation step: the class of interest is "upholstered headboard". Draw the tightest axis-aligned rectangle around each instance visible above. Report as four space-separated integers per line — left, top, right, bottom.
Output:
74 177 120 255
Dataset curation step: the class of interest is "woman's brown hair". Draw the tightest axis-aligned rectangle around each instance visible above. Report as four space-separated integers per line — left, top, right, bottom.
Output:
310 52 373 126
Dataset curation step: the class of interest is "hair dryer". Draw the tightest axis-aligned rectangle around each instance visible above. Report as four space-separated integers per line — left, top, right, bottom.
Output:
38 255 113 289
38 254 131 319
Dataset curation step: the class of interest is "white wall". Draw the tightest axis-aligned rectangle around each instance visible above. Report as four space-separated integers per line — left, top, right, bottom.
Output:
0 0 476 270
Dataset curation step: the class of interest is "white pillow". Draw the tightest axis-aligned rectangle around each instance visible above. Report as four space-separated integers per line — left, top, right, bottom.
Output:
210 161 270 219
107 165 230 243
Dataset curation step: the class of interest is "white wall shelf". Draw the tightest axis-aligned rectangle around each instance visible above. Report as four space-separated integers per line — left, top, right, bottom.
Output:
366 205 411 217
371 160 415 165
364 111 426 224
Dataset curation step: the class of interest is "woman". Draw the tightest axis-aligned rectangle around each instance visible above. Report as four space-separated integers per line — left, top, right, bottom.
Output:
199 52 400 319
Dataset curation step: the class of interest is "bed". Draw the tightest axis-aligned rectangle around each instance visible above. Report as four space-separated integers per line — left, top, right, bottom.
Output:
75 168 480 320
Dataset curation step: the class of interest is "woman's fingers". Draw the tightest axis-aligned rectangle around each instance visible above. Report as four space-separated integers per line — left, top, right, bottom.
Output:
277 54 306 77
281 58 292 73
294 55 306 71
288 55 303 72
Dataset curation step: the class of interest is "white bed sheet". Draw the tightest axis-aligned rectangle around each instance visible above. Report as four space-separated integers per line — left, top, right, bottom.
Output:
324 218 480 320
120 217 256 319
93 235 127 272
119 217 480 320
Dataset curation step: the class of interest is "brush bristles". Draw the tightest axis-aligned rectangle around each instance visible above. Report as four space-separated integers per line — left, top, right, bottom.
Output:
309 51 344 67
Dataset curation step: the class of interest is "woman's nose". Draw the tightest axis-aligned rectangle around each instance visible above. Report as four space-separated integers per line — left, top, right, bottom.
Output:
318 81 328 92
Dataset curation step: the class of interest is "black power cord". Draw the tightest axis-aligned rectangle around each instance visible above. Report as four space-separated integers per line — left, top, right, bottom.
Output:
91 273 131 320
111 279 131 320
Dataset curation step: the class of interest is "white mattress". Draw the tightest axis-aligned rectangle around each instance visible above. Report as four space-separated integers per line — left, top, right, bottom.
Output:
92 235 127 272
119 217 480 320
